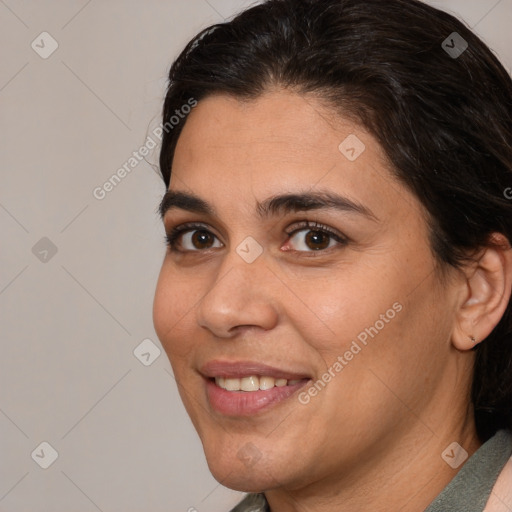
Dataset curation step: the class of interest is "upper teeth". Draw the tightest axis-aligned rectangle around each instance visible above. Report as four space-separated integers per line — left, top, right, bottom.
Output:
215 376 303 391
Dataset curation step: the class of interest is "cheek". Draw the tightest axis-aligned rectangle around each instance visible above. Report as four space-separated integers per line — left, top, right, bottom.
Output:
286 252 443 386
282 266 395 357
153 265 200 361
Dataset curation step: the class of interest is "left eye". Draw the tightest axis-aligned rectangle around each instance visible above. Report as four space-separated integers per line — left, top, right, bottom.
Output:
286 225 347 252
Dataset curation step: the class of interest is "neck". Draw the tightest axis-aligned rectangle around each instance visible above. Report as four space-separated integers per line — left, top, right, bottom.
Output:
264 410 481 512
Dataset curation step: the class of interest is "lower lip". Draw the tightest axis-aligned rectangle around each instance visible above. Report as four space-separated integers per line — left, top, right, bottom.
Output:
205 378 309 416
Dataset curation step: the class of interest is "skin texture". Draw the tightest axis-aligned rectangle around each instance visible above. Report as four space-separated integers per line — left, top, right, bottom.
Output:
153 90 512 511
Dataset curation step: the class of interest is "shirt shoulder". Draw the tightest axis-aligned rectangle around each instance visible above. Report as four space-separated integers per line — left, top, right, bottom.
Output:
483 452 512 512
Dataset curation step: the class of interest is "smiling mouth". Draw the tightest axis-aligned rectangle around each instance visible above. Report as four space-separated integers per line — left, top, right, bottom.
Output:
200 360 312 415
204 375 310 416
214 375 306 392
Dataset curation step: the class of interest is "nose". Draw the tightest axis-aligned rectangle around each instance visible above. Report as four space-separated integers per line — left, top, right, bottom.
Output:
195 251 279 339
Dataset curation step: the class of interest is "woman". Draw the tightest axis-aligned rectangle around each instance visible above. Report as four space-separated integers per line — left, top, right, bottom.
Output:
152 0 512 510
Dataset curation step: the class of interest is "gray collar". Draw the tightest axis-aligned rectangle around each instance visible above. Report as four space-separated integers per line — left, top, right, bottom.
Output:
230 429 512 512
230 492 268 512
425 429 512 512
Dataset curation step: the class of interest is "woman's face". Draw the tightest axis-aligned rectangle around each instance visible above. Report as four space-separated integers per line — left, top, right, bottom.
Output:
153 91 467 492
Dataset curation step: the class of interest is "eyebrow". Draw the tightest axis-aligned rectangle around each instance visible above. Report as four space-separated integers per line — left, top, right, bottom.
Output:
158 189 378 221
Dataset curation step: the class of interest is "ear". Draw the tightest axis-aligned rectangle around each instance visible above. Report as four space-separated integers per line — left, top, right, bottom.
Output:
452 233 512 351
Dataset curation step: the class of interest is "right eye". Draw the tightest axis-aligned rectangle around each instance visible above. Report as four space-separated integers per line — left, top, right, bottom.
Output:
165 224 223 252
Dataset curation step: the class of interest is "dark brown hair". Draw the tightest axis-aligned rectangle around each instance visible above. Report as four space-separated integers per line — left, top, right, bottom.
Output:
159 0 512 442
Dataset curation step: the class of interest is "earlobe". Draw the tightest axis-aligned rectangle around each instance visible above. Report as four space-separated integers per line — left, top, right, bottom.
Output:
452 233 512 351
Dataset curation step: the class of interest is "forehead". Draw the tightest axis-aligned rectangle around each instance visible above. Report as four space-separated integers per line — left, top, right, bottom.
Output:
174 91 360 168
170 91 415 222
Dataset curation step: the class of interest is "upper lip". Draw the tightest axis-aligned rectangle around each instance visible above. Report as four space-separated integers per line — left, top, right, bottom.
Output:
199 360 311 380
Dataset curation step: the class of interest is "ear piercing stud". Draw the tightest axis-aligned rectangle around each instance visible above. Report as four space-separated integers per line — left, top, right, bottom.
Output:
470 335 477 344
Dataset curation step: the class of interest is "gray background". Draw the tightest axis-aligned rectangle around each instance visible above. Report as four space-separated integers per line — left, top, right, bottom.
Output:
1 1 511 511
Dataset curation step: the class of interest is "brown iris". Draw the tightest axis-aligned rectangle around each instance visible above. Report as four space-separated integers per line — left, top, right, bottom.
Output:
305 230 330 250
191 230 215 249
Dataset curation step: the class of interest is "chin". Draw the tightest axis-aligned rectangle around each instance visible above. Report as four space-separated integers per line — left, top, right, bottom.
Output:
204 444 264 488
207 461 275 493
202 439 301 493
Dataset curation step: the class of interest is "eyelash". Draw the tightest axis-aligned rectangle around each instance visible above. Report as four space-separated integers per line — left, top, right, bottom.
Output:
164 221 348 253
